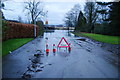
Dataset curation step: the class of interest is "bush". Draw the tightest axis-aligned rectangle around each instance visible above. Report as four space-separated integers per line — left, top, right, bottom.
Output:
94 23 112 35
36 20 44 35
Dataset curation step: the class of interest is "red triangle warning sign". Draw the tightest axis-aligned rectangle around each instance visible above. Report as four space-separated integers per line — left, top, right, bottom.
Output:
57 37 70 48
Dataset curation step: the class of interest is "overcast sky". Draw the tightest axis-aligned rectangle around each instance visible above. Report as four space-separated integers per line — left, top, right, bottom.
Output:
2 0 114 25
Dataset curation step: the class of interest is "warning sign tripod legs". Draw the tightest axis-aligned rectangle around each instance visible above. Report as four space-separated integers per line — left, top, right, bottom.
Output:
68 43 71 53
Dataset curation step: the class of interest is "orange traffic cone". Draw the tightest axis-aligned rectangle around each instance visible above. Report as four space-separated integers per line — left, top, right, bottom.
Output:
46 44 49 56
53 44 56 53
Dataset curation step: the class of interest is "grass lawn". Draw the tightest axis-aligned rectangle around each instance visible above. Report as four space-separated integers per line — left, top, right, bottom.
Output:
2 38 33 57
72 32 120 44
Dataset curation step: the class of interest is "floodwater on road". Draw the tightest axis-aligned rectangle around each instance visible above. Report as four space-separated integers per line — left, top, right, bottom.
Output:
2 30 119 79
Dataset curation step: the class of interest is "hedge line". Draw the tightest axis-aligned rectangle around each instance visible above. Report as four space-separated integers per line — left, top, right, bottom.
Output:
3 21 38 41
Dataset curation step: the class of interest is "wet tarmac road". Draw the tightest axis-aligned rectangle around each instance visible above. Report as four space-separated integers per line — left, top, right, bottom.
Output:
2 30 119 79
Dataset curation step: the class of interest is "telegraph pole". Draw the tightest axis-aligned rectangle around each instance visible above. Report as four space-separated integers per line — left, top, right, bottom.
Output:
34 20 36 38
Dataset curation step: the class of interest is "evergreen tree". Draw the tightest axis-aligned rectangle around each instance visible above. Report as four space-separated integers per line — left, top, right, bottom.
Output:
75 11 86 32
108 2 120 36
96 2 111 23
97 2 120 36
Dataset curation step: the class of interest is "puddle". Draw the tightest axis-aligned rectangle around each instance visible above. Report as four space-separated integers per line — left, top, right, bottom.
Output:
88 60 91 62
27 50 30 52
86 49 91 52
48 64 52 65
77 38 86 41
22 73 32 79
36 50 42 53
34 54 41 58
58 51 70 57
40 63 43 64
105 57 118 66
41 66 44 68
36 69 42 72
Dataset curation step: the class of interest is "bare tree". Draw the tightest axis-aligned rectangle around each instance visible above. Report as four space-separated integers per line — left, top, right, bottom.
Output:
24 0 47 38
64 11 74 27
24 0 46 24
0 0 9 10
0 0 12 19
17 16 23 23
64 4 81 27
84 2 99 32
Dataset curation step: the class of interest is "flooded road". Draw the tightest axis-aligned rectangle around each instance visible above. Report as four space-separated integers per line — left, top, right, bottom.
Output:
2 30 119 79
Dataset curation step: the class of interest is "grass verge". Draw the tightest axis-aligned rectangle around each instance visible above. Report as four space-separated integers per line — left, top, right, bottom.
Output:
2 38 33 57
72 32 120 44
